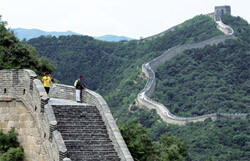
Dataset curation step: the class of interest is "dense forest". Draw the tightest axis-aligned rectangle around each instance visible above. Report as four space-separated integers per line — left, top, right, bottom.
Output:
167 117 250 161
25 14 250 160
0 16 55 76
27 15 222 94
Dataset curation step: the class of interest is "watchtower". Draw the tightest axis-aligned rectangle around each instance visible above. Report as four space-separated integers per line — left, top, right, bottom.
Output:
214 5 231 21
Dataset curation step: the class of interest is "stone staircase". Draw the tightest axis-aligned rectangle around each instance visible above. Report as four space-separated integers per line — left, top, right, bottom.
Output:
52 104 121 161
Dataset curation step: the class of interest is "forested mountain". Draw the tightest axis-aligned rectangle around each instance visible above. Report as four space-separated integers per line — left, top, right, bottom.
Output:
152 14 249 116
26 14 250 160
167 118 250 161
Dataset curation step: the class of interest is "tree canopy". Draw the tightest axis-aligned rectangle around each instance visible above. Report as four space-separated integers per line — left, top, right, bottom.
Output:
0 16 55 76
0 128 24 161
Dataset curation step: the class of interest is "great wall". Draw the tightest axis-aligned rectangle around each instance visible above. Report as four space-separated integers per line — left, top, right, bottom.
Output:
0 5 248 161
0 69 133 161
137 6 248 125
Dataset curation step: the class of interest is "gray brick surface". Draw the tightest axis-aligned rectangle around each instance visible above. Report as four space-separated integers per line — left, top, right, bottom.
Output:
52 105 121 161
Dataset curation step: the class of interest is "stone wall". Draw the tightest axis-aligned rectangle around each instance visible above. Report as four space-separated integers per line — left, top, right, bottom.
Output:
0 69 69 161
49 84 133 161
138 94 247 125
0 70 133 160
0 99 45 160
149 34 234 71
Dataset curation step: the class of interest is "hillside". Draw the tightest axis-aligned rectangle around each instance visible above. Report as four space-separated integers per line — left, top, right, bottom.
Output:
167 117 250 161
12 28 134 42
27 15 222 94
26 14 250 160
151 15 250 116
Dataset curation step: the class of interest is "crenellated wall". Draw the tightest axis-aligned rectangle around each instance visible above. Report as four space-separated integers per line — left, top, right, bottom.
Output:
0 69 70 161
137 7 248 125
215 6 231 21
49 84 133 161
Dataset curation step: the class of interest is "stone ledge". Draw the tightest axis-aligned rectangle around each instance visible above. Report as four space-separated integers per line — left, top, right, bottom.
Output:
53 130 68 153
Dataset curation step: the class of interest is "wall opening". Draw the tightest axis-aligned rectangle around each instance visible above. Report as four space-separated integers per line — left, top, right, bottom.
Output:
35 106 37 111
23 89 26 95
4 88 6 94
221 9 224 15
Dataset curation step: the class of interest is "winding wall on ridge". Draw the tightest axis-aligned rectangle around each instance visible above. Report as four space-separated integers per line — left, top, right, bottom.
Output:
137 9 248 125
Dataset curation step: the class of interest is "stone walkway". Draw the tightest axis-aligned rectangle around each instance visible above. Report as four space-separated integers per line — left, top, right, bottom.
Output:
49 98 89 106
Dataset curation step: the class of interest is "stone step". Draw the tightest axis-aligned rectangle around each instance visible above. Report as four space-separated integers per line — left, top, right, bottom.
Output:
68 152 120 157
62 137 111 141
57 121 106 126
56 117 103 121
62 135 110 140
58 129 108 134
57 125 107 129
65 147 117 152
69 154 120 161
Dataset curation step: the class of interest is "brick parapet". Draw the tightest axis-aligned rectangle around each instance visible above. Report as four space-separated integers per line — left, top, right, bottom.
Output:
0 69 70 161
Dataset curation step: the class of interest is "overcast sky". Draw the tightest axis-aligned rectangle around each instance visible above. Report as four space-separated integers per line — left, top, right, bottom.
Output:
1 0 249 39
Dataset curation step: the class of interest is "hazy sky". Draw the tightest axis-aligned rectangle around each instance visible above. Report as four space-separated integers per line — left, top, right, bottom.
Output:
1 0 249 39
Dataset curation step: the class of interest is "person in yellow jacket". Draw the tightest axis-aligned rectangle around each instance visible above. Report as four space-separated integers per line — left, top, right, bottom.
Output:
42 72 53 94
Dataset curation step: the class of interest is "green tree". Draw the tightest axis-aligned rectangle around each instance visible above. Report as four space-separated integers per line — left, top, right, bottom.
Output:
119 122 155 160
156 133 188 161
0 128 24 161
120 122 188 161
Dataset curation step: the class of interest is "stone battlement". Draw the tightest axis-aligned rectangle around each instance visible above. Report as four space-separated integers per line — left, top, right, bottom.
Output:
215 5 231 21
0 69 65 160
0 69 133 161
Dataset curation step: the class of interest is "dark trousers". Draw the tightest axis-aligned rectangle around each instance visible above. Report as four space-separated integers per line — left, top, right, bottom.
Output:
44 87 50 94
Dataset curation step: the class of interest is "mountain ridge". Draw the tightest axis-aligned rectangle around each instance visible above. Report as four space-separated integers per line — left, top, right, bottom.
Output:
12 27 135 42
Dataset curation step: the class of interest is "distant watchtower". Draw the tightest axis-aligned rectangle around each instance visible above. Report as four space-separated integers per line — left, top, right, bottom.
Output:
214 6 231 21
